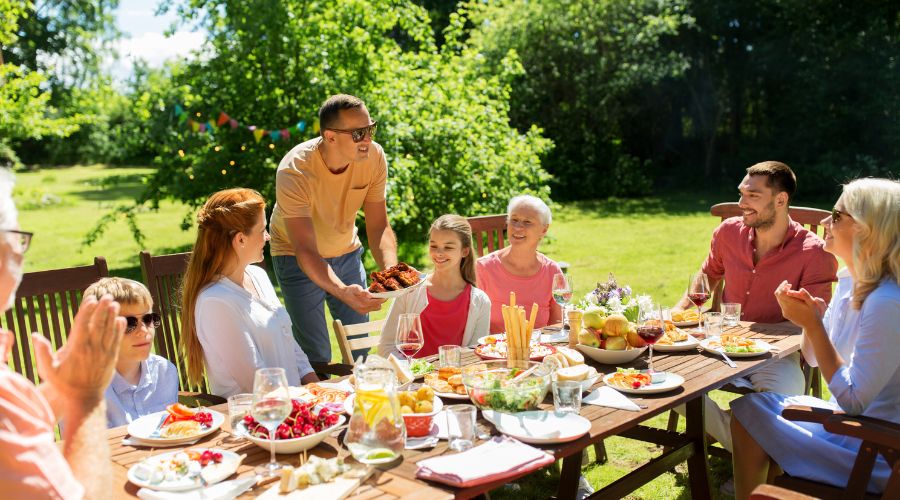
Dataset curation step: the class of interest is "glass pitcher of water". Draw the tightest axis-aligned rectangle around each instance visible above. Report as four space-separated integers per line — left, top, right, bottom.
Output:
345 364 406 464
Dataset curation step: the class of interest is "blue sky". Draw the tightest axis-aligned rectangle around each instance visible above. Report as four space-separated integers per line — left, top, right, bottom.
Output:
110 0 203 80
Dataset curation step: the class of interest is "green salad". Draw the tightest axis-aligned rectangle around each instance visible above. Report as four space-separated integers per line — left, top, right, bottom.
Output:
409 359 435 376
722 345 763 353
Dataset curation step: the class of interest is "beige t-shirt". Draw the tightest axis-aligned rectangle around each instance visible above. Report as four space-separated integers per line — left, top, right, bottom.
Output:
269 137 387 258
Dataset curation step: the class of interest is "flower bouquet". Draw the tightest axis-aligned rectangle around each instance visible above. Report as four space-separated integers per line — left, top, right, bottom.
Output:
577 273 651 322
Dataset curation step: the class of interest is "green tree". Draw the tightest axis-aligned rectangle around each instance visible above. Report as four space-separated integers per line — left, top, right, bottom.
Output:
466 0 695 199
0 0 81 168
90 0 551 252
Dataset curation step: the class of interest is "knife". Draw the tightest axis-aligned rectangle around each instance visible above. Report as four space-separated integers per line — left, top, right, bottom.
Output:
148 413 170 438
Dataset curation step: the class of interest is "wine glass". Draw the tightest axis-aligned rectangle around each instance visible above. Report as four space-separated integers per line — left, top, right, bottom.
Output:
396 313 424 363
637 304 666 372
687 272 711 334
251 367 291 478
552 273 574 329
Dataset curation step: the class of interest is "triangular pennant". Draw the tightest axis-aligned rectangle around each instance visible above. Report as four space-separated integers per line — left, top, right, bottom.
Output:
296 120 306 132
229 119 238 129
207 120 217 132
280 128 290 141
190 120 200 132
269 130 281 141
312 119 320 134
198 123 207 133
174 104 184 116
217 112 229 127
253 129 265 142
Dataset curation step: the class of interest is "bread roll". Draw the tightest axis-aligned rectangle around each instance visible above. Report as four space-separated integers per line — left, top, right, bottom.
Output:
556 364 592 382
556 347 584 366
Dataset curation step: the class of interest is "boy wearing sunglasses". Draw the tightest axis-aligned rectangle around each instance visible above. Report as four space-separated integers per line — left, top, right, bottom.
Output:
83 278 178 427
269 94 398 365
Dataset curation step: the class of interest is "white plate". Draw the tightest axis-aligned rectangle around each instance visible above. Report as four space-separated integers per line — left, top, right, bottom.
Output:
481 410 590 445
673 320 700 328
127 409 224 446
576 343 647 364
652 334 701 352
602 372 685 394
127 448 241 492
699 337 772 358
369 273 426 299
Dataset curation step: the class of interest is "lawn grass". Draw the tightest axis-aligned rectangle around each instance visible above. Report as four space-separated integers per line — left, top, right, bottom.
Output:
14 164 833 499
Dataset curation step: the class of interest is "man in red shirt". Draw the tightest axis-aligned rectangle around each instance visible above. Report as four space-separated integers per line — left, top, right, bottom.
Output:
675 161 838 452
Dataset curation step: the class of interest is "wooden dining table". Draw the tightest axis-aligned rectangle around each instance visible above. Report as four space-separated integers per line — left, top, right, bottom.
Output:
107 320 802 499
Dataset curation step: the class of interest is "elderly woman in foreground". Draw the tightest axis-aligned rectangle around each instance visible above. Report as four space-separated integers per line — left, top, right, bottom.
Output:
476 195 563 333
731 177 900 499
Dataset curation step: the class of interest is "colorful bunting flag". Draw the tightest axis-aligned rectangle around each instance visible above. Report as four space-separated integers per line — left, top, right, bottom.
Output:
174 104 315 144
217 112 230 127
253 129 266 142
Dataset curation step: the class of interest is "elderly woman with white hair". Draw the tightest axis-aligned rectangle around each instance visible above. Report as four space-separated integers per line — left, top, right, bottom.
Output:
476 195 563 333
730 177 900 498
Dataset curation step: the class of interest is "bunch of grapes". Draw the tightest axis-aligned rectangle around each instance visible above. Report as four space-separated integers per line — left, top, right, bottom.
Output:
244 399 339 440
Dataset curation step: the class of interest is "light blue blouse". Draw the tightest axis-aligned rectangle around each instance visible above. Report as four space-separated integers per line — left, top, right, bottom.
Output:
817 269 900 422
105 354 180 428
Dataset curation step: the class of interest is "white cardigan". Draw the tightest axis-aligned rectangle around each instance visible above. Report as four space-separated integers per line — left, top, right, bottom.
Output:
195 265 315 398
377 279 491 357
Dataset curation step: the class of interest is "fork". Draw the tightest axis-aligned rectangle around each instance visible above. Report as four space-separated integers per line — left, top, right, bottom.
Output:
714 347 737 368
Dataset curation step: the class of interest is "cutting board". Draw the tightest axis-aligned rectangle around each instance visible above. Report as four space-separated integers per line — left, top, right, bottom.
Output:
257 467 372 500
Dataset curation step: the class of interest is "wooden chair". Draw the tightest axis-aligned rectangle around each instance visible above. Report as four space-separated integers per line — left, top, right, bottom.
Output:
333 318 386 368
2 257 108 384
467 214 507 258
766 405 900 499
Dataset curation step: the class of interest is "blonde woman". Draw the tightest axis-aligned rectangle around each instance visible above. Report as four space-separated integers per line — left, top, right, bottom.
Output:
180 188 318 398
731 178 900 498
378 215 491 358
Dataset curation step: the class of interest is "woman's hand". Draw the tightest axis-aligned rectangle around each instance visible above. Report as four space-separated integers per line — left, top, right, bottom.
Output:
774 281 824 330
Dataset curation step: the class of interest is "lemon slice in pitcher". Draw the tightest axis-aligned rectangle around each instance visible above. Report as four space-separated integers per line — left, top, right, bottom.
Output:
355 388 395 427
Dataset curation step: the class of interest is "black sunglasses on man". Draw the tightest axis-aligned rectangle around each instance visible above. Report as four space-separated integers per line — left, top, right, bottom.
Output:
327 122 377 143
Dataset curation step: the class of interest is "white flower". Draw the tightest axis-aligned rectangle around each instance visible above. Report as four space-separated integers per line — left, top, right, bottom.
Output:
636 294 653 314
606 295 624 313
585 292 599 305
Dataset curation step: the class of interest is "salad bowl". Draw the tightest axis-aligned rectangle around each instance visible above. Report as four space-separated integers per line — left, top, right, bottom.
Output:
461 360 552 413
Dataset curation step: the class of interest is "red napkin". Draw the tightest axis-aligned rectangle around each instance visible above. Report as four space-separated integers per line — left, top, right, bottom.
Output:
415 436 555 488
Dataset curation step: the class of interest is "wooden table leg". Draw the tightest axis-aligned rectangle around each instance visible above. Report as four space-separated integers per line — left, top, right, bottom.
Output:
557 450 583 500
685 396 712 500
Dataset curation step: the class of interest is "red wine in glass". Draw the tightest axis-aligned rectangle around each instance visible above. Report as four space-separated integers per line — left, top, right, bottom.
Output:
397 342 422 358
636 323 665 345
688 273 711 335
688 292 710 308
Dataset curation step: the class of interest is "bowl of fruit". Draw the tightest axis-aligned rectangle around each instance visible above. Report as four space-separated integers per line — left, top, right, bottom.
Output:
461 360 552 413
576 313 647 365
239 399 345 454
398 386 442 437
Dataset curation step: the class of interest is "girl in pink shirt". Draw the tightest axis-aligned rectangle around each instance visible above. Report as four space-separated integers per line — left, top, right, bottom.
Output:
476 196 563 333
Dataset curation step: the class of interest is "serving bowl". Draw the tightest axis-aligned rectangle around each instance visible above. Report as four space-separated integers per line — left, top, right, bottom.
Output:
461 360 552 413
576 344 647 365
402 395 443 437
238 413 346 454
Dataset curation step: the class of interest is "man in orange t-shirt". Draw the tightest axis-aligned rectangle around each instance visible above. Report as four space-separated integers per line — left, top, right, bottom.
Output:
0 170 127 498
270 94 397 364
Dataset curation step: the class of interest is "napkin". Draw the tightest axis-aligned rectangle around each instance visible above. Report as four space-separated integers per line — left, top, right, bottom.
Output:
316 379 354 393
415 436 555 488
136 477 256 500
583 386 642 412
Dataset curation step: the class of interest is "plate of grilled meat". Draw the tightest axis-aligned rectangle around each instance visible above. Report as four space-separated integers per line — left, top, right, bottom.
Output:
368 263 426 298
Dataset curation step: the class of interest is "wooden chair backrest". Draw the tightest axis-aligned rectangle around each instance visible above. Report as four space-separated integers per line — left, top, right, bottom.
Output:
467 214 507 258
709 203 830 237
139 250 203 393
333 319 386 365
2 257 109 384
